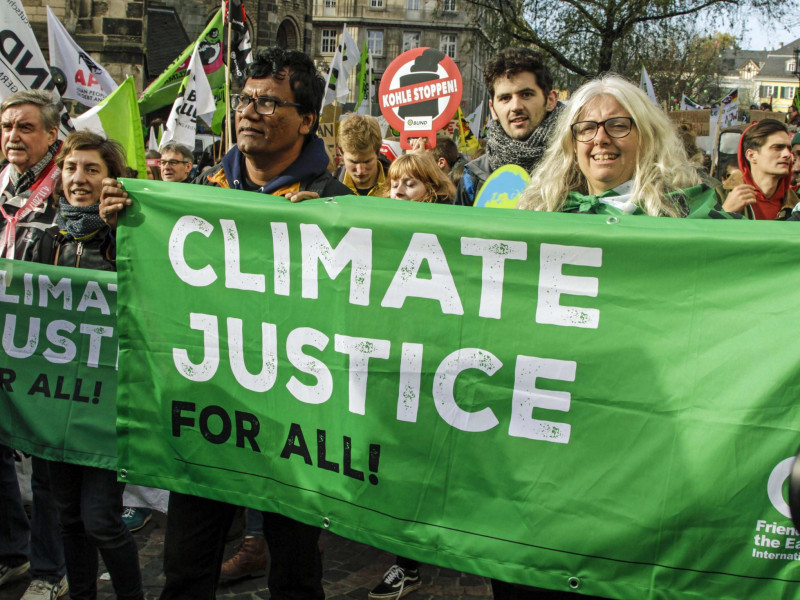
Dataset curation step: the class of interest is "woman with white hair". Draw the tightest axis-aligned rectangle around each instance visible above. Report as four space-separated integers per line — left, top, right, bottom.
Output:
518 74 731 219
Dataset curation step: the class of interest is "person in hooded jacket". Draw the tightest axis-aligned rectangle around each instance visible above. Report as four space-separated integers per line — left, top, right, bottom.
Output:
722 119 798 220
99 46 350 600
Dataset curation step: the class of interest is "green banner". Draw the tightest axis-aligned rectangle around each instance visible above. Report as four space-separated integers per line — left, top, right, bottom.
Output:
0 260 118 468
116 178 800 599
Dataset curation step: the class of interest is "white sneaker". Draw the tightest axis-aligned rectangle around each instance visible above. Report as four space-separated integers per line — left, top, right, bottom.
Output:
20 576 69 600
0 561 30 586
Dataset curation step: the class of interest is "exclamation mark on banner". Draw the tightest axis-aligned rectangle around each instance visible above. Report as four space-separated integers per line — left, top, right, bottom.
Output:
92 382 102 404
368 444 380 485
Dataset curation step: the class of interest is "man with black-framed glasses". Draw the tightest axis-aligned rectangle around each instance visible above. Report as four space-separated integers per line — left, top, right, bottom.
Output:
99 45 350 600
193 48 349 202
155 46 348 600
157 141 194 183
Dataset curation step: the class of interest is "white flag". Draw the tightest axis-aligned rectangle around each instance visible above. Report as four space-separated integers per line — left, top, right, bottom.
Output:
680 94 703 111
466 102 483 137
148 126 159 151
639 67 658 105
161 43 217 148
321 25 360 108
47 6 117 106
710 89 739 131
0 1 71 137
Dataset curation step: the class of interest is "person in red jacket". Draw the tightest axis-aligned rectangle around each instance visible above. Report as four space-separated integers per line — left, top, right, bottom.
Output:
722 119 798 220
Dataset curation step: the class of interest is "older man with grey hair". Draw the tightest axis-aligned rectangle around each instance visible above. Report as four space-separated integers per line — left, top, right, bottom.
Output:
0 89 69 599
158 141 194 182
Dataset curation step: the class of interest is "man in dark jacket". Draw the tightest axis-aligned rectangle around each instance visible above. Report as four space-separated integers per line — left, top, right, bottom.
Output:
454 48 563 206
100 47 349 599
0 89 69 599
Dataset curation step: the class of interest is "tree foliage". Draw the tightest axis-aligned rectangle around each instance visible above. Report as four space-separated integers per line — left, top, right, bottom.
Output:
463 0 787 84
627 28 739 106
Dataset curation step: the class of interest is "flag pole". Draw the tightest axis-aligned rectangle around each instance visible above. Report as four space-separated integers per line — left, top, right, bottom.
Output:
225 8 234 152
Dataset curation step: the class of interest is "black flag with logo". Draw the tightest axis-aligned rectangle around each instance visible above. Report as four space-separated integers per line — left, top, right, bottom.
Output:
224 0 252 86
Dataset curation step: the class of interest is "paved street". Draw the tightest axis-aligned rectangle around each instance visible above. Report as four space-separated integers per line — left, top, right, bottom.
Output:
0 512 492 600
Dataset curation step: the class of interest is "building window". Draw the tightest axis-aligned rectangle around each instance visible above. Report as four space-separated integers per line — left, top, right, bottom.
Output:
787 60 796 72
780 86 795 100
759 85 775 98
442 0 456 11
440 34 457 59
407 0 420 8
324 0 336 6
368 30 384 55
321 29 337 54
403 32 420 52
370 0 383 7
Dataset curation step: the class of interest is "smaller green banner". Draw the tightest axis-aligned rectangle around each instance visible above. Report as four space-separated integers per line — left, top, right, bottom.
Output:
0 259 118 468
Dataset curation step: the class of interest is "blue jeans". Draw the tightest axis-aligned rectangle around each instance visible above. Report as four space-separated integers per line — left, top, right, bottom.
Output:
48 461 143 600
0 446 64 580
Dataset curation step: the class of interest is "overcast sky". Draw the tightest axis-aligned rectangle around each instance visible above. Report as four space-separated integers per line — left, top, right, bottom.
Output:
715 10 799 52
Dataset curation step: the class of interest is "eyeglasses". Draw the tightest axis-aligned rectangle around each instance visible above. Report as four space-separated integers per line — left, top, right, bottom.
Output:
230 94 302 115
571 117 635 142
159 159 190 167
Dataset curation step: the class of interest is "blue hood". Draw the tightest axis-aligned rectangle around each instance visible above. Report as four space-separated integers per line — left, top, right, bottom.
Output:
220 135 330 194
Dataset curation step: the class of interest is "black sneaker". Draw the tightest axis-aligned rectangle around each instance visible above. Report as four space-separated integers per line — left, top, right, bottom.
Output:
368 565 421 600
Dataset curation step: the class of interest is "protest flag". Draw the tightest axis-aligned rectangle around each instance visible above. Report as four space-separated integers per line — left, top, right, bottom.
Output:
465 102 483 138
456 107 480 155
148 126 159 151
46 6 117 107
639 67 658 105
71 77 147 178
321 25 360 109
139 9 226 133
680 94 703 111
355 41 374 116
0 1 72 137
709 88 739 131
793 87 800 116
160 43 217 149
223 0 252 87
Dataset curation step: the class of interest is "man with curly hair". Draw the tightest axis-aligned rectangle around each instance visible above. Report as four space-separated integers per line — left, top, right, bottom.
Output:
454 47 563 206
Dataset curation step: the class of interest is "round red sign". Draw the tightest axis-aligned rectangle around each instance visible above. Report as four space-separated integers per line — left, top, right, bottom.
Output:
378 47 463 150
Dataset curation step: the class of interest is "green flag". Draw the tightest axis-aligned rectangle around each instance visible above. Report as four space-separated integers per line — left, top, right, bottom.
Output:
111 179 800 599
354 40 372 114
72 77 147 178
139 10 226 134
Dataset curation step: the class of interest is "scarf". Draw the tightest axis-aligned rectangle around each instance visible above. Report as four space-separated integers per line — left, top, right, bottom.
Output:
563 183 642 215
6 141 61 196
56 197 106 240
486 102 564 173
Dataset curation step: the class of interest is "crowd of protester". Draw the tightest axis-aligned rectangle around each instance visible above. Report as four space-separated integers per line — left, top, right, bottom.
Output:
2 39 800 600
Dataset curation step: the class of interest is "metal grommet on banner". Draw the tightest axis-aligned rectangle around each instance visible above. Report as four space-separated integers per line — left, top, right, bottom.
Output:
606 216 619 225
567 577 581 590
119 469 128 479
322 517 331 528
324 197 337 204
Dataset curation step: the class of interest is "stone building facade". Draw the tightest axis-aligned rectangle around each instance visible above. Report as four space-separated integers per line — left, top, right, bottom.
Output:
21 0 316 95
310 0 488 116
